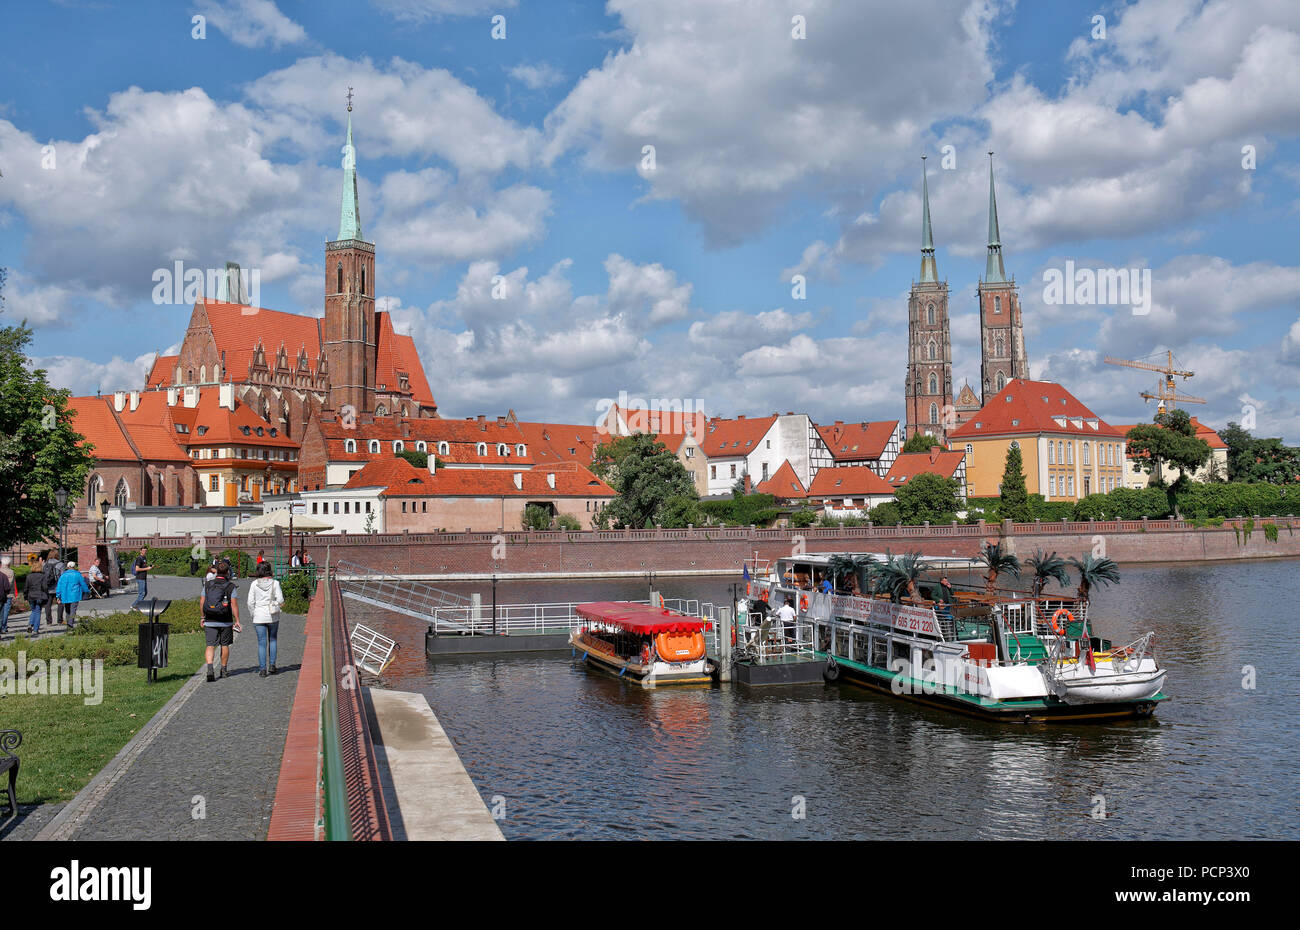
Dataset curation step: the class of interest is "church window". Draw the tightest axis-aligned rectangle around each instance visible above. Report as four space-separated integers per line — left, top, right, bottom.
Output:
115 478 130 506
929 404 938 425
361 265 366 295
336 264 343 294
200 365 206 383
345 440 356 453
996 371 1006 391
927 341 936 361
995 335 1005 357
994 296 1002 314
928 373 938 394
926 304 935 325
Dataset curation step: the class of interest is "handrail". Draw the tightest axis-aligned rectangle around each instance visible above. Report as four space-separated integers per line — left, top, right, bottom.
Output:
319 551 351 841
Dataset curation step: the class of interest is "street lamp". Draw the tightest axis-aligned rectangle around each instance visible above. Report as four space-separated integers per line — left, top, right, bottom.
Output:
55 488 68 557
100 499 110 540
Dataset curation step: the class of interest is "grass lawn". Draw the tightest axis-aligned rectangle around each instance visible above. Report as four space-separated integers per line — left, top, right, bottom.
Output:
0 632 206 805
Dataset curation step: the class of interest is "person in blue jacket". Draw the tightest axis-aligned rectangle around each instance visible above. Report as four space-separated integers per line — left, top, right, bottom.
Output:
56 561 91 630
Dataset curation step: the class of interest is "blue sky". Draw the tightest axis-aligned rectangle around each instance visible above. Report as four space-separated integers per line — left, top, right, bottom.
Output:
2 0 1298 443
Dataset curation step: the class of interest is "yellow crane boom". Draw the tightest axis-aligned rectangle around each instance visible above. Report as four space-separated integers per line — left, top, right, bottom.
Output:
1104 351 1205 413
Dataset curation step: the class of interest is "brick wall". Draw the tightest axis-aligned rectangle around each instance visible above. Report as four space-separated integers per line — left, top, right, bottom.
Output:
107 516 1300 576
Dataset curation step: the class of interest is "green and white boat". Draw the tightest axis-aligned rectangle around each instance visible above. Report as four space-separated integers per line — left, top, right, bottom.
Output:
744 553 1168 723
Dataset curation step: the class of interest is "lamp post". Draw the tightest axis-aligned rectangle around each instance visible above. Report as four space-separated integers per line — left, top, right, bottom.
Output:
55 488 68 557
100 499 110 540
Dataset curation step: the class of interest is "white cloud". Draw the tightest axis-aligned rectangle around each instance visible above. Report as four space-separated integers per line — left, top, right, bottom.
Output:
33 350 161 397
509 63 565 90
197 0 308 48
369 0 514 22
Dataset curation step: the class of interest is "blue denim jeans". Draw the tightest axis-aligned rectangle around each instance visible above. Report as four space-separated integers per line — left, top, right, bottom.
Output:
0 598 10 632
132 575 148 607
29 600 44 633
256 621 279 669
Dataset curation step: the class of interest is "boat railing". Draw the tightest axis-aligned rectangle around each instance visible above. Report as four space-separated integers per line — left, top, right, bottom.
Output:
734 609 817 664
427 599 652 636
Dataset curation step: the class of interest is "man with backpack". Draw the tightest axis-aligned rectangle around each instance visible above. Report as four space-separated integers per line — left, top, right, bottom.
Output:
42 550 64 628
200 559 241 681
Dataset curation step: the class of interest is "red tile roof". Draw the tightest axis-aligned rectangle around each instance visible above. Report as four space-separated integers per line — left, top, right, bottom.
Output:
699 415 777 457
167 392 299 448
145 355 178 388
885 450 966 486
203 300 322 380
320 415 534 465
345 458 614 498
68 395 193 464
815 420 898 461
807 466 896 497
67 396 140 461
514 421 603 464
949 380 1125 440
374 311 436 409
756 460 807 499
1112 416 1228 451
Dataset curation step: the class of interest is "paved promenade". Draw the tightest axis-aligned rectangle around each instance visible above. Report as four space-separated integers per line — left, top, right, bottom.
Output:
33 576 307 841
1 574 223 643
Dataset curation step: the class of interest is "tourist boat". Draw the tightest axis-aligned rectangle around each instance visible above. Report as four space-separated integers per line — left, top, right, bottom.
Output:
743 554 1167 723
571 601 716 687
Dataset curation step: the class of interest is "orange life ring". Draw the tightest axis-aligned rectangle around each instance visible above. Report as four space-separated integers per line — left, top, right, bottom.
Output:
800 595 809 611
1050 608 1074 636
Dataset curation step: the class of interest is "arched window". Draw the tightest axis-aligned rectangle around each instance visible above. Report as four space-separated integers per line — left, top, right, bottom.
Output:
199 365 206 383
114 478 129 507
926 304 935 325
516 444 526 456
927 341 936 361
361 265 366 295
86 474 102 510
497 443 508 456
438 441 449 455
476 442 487 456
393 441 404 452
375 404 386 417
996 370 1006 391
994 296 1002 314
345 439 356 453
965 444 973 455
416 441 426 452
1083 442 1090 465
995 335 1005 357
336 263 343 294
929 403 938 425
928 373 938 394
368 440 380 454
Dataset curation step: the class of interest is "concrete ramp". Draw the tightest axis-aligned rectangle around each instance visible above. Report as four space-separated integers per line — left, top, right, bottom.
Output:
366 688 504 841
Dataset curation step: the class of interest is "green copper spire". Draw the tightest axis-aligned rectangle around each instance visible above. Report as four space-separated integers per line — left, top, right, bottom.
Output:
984 151 1006 283
919 155 938 284
338 103 363 241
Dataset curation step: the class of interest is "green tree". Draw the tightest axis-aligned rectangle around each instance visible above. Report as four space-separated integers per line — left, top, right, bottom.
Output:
0 324 96 550
978 540 1021 594
996 444 1031 523
1125 409 1212 488
788 506 817 528
903 432 942 453
1025 549 1069 596
594 433 698 529
868 500 902 525
895 472 962 524
397 449 445 471
522 503 554 530
659 493 703 528
1067 554 1121 609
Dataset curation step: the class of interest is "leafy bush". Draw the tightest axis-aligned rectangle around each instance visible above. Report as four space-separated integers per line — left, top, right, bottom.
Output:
280 572 316 614
555 514 582 531
522 503 553 530
1263 522 1279 542
699 493 779 527
2 632 142 666
788 507 817 528
867 501 902 526
71 600 205 635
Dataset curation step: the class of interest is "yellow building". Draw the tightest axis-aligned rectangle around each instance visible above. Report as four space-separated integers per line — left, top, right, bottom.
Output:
949 379 1127 503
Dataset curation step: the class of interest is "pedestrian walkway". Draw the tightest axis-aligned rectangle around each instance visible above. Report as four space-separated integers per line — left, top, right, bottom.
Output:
35 577 306 841
1 575 207 643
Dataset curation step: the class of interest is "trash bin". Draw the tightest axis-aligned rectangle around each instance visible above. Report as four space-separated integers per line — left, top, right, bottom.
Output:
138 622 170 682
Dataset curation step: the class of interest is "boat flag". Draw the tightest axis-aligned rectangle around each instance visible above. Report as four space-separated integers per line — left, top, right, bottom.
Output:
742 564 750 581
1083 633 1096 674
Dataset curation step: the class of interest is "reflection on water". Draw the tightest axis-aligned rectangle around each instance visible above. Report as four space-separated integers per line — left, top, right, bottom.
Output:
368 560 1299 840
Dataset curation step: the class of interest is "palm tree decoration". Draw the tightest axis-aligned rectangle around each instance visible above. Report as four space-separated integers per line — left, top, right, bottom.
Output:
978 540 1021 594
828 553 877 595
1026 549 1069 597
826 554 855 594
1067 554 1121 608
876 551 925 602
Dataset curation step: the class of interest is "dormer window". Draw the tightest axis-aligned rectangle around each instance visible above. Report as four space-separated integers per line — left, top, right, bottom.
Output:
497 443 508 456
345 439 356 453
438 441 449 455
368 440 380 454
477 443 487 456
393 441 404 452
416 441 426 452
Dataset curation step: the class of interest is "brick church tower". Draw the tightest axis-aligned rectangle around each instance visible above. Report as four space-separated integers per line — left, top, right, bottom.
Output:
977 153 1029 405
904 156 954 441
322 101 378 417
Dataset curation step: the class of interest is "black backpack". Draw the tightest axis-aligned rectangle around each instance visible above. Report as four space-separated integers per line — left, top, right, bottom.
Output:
44 560 64 591
202 578 235 621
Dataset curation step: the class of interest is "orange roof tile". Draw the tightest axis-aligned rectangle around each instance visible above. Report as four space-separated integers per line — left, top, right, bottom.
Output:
168 391 298 448
886 450 966 486
949 380 1125 440
66 396 139 461
374 311 436 409
756 460 806 500
514 421 603 464
815 420 898 462
699 415 777 457
202 300 323 381
346 458 614 498
807 466 896 497
145 355 178 389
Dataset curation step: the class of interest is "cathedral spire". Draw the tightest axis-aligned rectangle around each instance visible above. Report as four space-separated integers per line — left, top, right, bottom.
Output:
919 155 938 284
984 151 1006 283
338 89 363 242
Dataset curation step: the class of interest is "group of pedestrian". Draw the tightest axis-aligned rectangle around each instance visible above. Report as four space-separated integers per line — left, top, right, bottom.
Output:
199 558 285 681
1 550 108 635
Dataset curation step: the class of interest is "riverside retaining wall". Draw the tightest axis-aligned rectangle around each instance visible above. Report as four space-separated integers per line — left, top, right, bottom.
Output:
105 517 1300 576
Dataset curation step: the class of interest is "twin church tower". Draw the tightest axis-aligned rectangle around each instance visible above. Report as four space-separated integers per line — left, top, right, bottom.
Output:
903 154 1029 442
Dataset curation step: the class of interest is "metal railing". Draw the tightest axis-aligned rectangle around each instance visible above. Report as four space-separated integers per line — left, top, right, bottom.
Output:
335 559 473 632
319 560 350 841
350 623 398 677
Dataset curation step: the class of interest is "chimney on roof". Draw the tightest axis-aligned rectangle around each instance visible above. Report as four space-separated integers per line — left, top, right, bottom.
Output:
113 391 126 412
401 421 410 439
428 454 436 476
183 385 199 408
129 391 140 412
835 420 844 427
737 414 745 420
477 415 486 431
218 383 235 412
166 387 178 407
547 473 555 490
497 416 505 426
513 472 523 490
930 446 940 463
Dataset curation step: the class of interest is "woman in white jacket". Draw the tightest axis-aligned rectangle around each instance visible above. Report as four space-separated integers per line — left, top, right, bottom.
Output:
248 561 285 677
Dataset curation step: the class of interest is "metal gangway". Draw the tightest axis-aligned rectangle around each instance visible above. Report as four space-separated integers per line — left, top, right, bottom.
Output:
335 560 475 633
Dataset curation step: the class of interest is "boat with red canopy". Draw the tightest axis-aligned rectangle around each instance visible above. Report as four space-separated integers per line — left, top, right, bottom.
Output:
571 601 716 686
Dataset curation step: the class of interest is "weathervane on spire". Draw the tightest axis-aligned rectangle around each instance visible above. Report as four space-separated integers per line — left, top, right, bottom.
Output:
346 86 353 113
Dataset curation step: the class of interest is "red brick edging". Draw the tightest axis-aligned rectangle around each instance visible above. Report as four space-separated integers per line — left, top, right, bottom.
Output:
267 590 324 841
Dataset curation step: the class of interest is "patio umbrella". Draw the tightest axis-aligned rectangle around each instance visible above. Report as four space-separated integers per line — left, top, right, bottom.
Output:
229 509 333 569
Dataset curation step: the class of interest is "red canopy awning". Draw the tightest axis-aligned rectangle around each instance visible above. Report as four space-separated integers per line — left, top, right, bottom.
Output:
576 601 706 634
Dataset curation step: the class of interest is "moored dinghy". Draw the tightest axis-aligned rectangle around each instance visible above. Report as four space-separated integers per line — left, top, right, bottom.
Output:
571 601 716 687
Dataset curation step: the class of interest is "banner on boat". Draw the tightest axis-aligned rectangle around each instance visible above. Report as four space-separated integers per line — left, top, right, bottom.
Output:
828 595 942 637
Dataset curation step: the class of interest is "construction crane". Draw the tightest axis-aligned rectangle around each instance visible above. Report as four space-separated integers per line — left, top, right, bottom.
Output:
1103 350 1206 414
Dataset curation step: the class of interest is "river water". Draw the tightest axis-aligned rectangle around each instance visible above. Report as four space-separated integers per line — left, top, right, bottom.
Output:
369 559 1299 840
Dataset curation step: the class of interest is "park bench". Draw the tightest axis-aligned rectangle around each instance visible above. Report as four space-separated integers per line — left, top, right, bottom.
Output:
1 729 20 824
